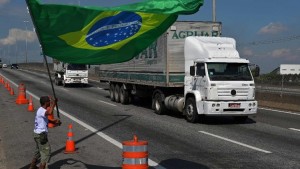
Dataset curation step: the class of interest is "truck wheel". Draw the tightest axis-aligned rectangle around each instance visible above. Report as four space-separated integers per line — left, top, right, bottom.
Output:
114 84 120 103
152 91 166 115
55 78 62 86
185 97 199 123
120 85 129 104
54 78 59 86
63 81 67 87
109 84 115 101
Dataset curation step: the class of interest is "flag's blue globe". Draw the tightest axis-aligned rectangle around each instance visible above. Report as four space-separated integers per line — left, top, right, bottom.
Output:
86 11 142 47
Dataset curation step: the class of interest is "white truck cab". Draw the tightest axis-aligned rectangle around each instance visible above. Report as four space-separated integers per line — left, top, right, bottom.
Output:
183 36 257 122
54 60 88 87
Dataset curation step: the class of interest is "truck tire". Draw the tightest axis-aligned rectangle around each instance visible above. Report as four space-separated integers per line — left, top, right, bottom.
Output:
120 85 129 104
109 84 115 101
114 84 121 103
152 90 167 115
185 97 199 123
54 78 59 86
62 81 68 87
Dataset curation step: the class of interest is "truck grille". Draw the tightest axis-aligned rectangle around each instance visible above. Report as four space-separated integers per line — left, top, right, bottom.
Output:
217 88 249 97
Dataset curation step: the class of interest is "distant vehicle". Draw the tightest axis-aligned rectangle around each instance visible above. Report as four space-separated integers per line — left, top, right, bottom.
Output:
11 64 19 69
53 60 88 87
2 64 7 68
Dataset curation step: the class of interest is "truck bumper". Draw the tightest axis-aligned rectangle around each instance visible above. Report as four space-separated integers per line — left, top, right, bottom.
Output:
202 101 257 116
65 78 88 84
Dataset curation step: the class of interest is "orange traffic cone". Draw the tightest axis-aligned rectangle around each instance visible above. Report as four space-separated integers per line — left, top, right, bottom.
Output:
27 96 34 112
64 124 76 154
4 81 8 88
7 83 11 91
10 87 14 95
48 113 56 128
16 83 29 104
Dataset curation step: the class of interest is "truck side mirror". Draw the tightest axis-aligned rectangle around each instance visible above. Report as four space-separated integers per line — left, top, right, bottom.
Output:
190 66 195 76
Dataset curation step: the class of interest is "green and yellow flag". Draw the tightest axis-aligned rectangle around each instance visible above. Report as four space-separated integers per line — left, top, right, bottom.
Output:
26 0 203 64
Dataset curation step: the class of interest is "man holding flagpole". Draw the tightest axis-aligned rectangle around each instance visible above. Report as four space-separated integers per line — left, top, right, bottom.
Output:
29 96 60 169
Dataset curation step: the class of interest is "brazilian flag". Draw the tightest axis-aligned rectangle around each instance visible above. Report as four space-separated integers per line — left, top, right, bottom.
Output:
26 0 203 64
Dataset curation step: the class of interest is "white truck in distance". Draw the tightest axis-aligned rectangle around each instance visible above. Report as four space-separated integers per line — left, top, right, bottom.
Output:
99 21 257 123
53 60 88 87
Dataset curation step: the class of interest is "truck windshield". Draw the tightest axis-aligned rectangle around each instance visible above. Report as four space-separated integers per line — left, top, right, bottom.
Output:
67 64 87 70
207 63 253 81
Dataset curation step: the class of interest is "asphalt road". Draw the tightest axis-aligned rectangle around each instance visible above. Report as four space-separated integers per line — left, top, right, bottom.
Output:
1 68 300 169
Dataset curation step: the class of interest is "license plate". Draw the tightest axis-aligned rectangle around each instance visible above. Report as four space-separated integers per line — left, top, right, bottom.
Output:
229 103 240 108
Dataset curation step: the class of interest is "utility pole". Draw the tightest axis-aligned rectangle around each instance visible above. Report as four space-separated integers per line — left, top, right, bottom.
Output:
15 43 18 64
24 20 29 65
212 0 216 22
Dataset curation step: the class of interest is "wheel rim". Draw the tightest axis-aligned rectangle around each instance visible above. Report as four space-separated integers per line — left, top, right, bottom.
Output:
110 85 114 100
120 88 124 102
114 85 120 102
186 104 194 118
155 99 160 111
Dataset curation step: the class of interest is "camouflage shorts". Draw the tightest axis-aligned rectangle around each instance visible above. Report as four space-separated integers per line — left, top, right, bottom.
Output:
33 132 51 163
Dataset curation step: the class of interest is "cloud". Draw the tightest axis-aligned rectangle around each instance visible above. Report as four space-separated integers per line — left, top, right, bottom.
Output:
271 48 290 58
0 28 37 45
241 47 254 57
258 22 287 34
270 48 299 61
0 0 9 6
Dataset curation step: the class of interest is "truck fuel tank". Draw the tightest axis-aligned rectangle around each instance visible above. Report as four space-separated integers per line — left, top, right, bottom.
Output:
164 95 184 113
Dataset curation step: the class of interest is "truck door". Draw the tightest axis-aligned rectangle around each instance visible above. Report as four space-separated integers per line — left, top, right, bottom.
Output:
194 63 207 100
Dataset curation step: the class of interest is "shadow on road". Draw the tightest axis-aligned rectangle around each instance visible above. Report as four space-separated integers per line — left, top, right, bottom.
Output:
202 116 256 125
50 158 118 169
22 158 210 169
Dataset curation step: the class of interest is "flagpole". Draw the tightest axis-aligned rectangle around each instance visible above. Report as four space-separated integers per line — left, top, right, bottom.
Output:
26 0 61 120
43 54 61 119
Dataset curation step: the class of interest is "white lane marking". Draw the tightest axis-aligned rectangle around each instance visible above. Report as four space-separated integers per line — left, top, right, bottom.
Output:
97 87 104 90
259 107 300 116
98 100 117 107
199 131 272 154
0 74 164 169
289 128 300 132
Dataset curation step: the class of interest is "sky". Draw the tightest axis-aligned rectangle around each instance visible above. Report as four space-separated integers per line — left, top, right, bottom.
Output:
0 0 299 73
